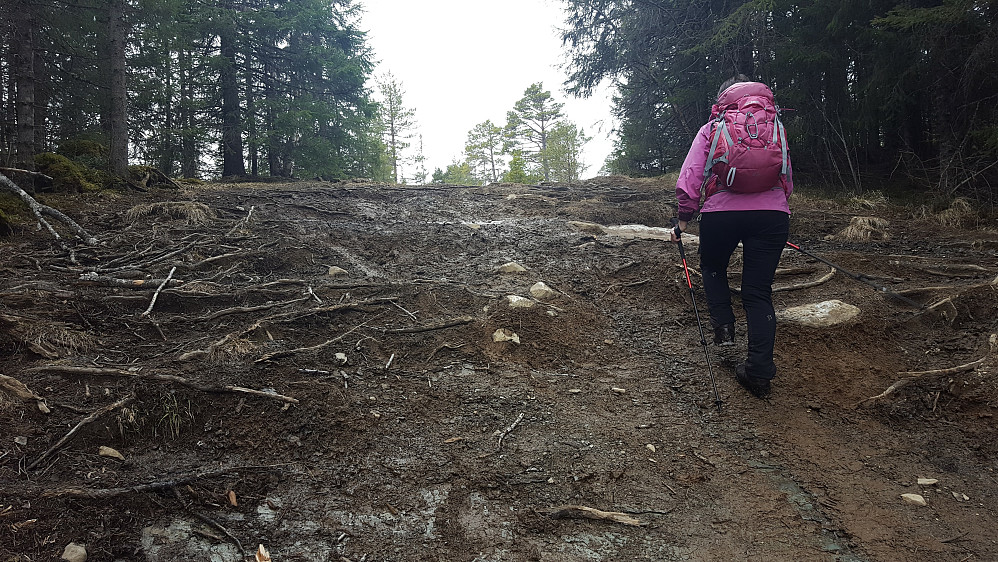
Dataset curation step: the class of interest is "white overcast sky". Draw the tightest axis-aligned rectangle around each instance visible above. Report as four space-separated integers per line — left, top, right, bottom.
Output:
358 0 616 179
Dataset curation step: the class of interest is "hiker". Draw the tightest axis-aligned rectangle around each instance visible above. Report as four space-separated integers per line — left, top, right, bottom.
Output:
670 75 793 398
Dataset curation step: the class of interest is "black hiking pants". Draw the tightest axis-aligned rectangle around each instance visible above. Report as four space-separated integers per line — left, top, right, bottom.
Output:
698 210 789 380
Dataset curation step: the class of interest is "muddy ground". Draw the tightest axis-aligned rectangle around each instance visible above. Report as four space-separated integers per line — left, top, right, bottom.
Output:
1 177 997 561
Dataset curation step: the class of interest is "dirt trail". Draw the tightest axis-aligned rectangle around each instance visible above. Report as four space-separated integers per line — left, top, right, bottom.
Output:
1 178 997 561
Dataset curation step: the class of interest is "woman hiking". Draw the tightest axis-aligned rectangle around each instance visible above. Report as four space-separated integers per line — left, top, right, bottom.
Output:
670 75 794 398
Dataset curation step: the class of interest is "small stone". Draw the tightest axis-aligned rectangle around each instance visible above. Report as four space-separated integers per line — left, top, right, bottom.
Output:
611 387 626 394
952 491 970 501
497 261 527 274
646 444 656 453
917 478 938 486
98 446 125 461
60 542 87 562
461 222 481 230
546 310 558 317
335 352 348 365
506 295 535 308
568 388 582 394
326 266 348 277
529 282 557 300
492 328 521 344
901 493 927 506
14 436 27 446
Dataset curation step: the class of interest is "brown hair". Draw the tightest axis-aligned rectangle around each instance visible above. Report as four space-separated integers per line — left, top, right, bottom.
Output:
717 74 751 99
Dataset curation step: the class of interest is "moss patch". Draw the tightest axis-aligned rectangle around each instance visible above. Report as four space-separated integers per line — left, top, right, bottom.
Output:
35 153 101 193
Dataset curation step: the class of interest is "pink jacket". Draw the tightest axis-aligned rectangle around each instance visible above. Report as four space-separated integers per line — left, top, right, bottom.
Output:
676 121 793 222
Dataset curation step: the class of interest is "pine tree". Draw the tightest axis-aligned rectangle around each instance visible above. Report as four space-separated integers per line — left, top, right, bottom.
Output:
505 83 564 182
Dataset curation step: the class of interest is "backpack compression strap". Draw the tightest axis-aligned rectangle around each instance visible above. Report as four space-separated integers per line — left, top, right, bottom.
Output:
703 114 733 178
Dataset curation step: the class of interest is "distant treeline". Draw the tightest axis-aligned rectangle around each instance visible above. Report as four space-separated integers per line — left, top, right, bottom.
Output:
0 0 386 182
561 0 998 205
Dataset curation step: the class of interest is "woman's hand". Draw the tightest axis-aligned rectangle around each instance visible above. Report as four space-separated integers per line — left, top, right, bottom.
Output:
670 220 688 243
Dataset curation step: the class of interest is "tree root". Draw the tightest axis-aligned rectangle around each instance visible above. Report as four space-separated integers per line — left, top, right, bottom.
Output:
27 365 298 404
536 505 645 527
28 393 136 470
858 334 997 406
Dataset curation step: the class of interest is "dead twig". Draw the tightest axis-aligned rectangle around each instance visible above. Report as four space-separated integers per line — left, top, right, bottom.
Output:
27 393 136 470
496 412 525 451
140 266 176 317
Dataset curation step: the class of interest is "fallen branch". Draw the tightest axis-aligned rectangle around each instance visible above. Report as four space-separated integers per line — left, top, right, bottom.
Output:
140 266 176 316
0 167 53 180
28 393 135 470
181 299 391 361
0 171 97 246
226 205 255 236
536 505 645 527
859 334 997 406
26 366 298 404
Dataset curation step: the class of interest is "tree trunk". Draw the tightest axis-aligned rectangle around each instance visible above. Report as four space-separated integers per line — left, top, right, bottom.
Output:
13 2 36 176
107 0 130 177
220 13 245 177
246 52 257 177
179 48 197 178
160 43 176 177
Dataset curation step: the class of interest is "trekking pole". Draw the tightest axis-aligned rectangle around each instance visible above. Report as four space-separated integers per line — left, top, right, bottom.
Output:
784 241 925 309
671 219 723 411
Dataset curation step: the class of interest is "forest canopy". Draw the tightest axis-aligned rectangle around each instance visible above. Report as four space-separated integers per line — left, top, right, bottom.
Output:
560 0 998 205
0 0 383 182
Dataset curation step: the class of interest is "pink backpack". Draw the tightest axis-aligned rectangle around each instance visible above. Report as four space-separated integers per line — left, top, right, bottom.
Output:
704 82 788 196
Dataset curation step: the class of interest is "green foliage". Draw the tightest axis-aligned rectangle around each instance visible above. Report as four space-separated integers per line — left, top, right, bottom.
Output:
57 139 109 171
505 83 565 182
465 120 506 184
502 151 543 184
544 121 591 183
3 0 381 181
560 0 998 206
439 160 477 185
377 72 418 184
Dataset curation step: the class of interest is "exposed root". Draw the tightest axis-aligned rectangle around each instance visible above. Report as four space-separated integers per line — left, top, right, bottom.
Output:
859 334 997 406
537 505 645 527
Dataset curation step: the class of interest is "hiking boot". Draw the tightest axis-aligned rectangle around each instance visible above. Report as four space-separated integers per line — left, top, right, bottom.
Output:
713 323 735 346
735 363 771 399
